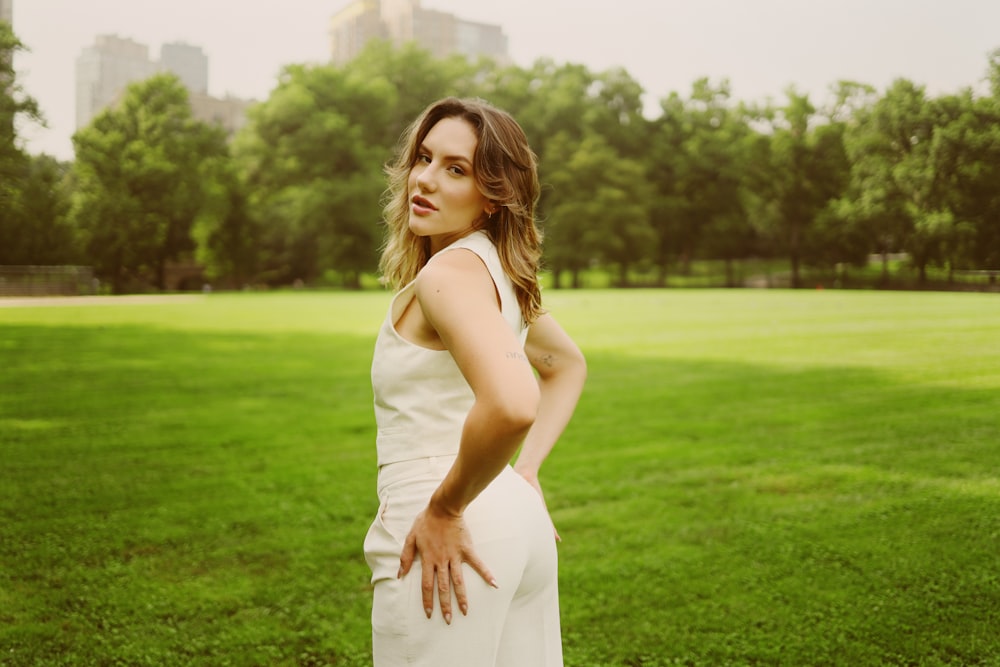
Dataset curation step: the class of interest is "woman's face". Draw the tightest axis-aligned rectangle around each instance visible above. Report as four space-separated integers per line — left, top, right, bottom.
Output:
407 116 491 253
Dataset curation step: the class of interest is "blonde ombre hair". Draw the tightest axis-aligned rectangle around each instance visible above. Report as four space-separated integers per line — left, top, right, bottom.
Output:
379 97 544 324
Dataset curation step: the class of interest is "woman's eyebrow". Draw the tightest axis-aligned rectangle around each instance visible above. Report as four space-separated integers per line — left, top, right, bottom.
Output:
417 144 474 166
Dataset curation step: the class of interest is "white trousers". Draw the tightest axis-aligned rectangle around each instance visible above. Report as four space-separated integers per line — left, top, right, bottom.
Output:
364 455 562 666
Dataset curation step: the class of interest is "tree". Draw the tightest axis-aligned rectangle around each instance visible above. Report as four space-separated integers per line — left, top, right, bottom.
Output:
70 73 229 292
988 48 1000 98
748 88 851 287
816 82 884 282
647 79 756 284
233 41 495 288
0 21 59 265
545 133 654 287
957 88 1000 269
480 59 597 161
233 62 394 286
477 59 655 283
0 21 40 178
346 40 479 149
0 155 76 265
587 66 648 158
191 152 258 288
927 50 1000 274
838 79 971 284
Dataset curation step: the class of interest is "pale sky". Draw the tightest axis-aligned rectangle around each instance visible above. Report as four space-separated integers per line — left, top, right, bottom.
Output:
11 0 1000 161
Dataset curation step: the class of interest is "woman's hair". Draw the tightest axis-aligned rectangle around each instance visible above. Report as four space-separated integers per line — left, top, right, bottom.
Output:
379 97 544 324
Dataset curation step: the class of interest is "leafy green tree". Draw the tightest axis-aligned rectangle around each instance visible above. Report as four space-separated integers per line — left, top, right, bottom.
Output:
233 62 393 286
646 92 687 283
478 60 595 255
785 82 878 281
748 88 851 287
0 21 39 183
965 98 1000 269
347 40 479 149
832 87 909 282
838 79 968 284
587 66 648 158
930 86 1000 272
478 59 652 281
480 59 596 161
0 21 65 265
233 42 490 288
886 83 955 282
191 151 258 287
70 73 229 292
813 82 882 281
647 79 756 284
474 59 551 147
0 155 76 264
545 133 654 287
988 48 1000 98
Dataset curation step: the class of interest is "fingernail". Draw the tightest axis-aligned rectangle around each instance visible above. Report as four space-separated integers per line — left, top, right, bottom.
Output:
444 612 452 625
460 603 468 615
489 578 499 589
396 567 403 579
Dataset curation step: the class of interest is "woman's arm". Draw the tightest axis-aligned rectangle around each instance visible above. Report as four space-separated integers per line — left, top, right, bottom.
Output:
397 248 541 623
513 313 587 535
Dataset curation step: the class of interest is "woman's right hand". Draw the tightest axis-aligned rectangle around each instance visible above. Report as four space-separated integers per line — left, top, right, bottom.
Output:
397 504 498 624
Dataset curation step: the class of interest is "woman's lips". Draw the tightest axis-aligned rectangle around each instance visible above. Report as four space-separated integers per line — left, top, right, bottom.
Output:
411 195 436 215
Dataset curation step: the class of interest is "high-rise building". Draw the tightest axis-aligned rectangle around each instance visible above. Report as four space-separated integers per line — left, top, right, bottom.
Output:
160 42 208 95
75 35 247 137
329 0 387 64
453 17 506 62
75 35 158 128
329 0 507 65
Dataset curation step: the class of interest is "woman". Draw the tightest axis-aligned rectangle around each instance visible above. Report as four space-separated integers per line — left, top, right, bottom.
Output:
363 97 586 666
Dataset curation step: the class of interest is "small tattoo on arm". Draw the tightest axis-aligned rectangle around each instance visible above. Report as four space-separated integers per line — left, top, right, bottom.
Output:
536 354 556 368
506 351 529 363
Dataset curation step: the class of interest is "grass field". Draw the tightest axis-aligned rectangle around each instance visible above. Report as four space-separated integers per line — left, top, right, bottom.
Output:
2 289 999 666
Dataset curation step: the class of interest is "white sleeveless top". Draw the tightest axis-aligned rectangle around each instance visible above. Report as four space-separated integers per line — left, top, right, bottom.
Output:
371 231 528 467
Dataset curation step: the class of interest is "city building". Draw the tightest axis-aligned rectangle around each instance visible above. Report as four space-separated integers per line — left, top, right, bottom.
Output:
160 42 208 95
75 35 159 128
75 35 251 137
329 0 387 64
329 0 507 65
188 92 253 137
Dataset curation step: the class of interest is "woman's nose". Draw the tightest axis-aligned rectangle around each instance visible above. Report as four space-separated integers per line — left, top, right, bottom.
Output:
415 164 437 192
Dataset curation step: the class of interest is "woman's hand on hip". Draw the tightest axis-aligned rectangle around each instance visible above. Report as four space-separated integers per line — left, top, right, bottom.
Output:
397 504 498 624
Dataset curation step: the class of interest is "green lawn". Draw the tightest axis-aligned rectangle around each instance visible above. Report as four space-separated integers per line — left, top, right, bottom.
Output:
2 289 998 666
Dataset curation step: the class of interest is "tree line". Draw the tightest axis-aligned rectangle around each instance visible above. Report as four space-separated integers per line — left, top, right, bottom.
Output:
3 23 999 292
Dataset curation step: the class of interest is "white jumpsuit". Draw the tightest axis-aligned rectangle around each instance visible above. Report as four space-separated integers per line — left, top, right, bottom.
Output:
364 230 563 666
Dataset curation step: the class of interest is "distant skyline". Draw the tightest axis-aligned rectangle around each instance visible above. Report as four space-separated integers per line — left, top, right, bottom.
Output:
10 0 1000 160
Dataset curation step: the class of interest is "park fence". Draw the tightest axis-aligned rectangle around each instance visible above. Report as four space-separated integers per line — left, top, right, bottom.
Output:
0 266 97 297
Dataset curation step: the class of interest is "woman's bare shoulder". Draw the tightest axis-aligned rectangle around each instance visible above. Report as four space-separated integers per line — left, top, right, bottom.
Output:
417 248 492 292
414 249 500 328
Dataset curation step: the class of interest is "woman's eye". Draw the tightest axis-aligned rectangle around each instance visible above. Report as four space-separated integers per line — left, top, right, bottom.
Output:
448 165 465 176
416 154 431 164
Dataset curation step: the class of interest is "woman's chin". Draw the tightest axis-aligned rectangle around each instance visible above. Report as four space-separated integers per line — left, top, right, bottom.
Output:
407 218 430 237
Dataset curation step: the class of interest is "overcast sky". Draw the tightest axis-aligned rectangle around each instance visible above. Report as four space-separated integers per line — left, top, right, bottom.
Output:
11 0 1000 160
